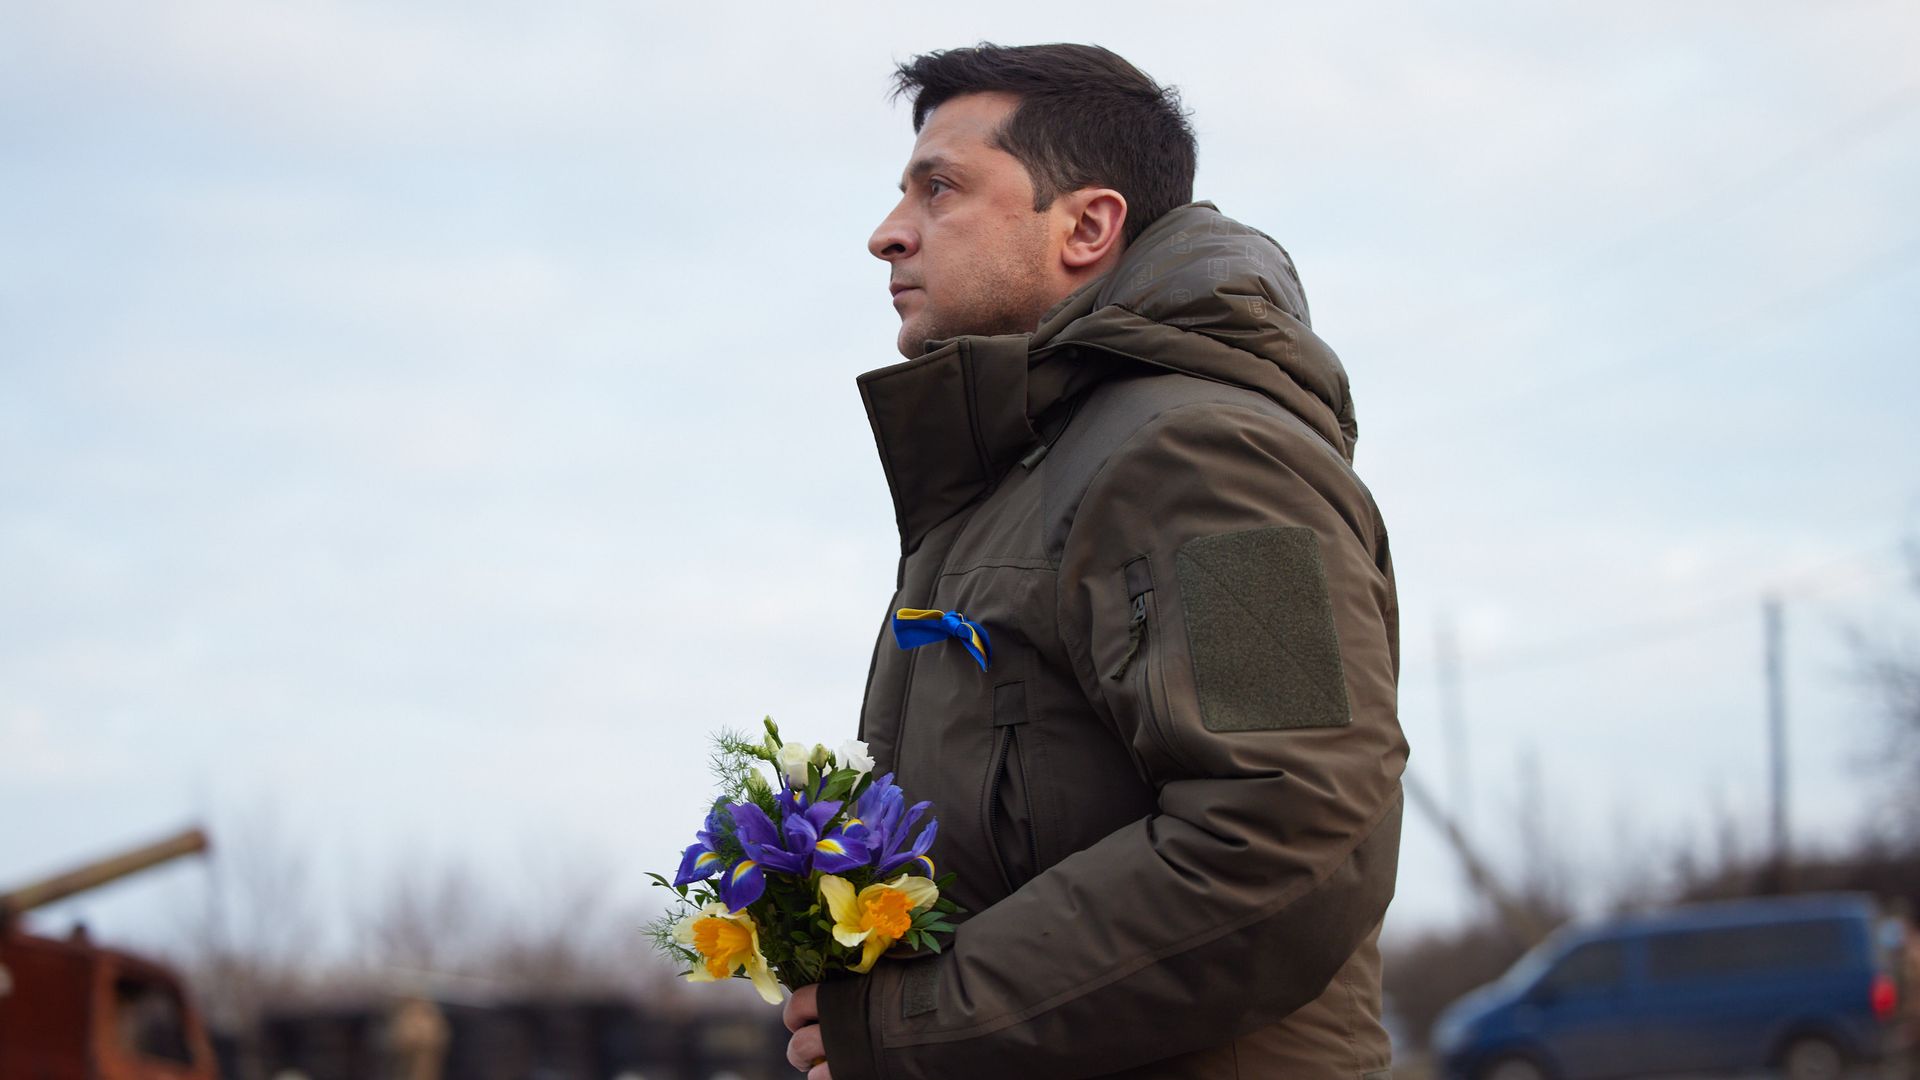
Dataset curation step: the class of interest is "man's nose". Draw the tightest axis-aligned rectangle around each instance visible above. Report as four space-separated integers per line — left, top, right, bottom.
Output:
868 204 916 262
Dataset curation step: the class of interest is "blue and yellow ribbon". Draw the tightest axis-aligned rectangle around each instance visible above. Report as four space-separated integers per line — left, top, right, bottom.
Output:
891 608 992 671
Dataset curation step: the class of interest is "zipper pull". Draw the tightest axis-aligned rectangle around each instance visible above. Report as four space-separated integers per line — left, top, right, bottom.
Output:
1107 593 1150 681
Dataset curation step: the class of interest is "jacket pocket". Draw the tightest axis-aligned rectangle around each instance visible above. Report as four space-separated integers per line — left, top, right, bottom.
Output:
1107 555 1184 774
982 680 1039 894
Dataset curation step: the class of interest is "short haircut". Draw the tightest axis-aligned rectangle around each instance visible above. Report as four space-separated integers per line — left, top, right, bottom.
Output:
891 43 1197 245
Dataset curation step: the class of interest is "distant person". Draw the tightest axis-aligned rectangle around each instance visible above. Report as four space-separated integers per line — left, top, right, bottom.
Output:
781 43 1405 1078
382 995 447 1080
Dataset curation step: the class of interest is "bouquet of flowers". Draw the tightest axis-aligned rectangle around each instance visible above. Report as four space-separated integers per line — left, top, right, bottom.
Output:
645 719 962 1003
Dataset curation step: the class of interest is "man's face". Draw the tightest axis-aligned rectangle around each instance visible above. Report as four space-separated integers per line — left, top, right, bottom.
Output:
869 92 1064 358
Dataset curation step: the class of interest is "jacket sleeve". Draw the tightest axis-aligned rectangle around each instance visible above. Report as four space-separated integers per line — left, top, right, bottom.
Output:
819 401 1406 1079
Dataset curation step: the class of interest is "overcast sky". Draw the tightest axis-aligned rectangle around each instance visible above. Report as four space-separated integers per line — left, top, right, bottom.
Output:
4 1 1918 960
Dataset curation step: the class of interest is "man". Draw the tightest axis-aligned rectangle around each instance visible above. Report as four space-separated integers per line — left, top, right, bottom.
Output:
783 43 1405 1079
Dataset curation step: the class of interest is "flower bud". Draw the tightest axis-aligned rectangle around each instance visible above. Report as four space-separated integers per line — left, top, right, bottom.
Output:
744 769 773 800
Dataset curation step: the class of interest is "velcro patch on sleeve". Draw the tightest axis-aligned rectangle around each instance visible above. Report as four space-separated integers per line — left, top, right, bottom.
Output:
1174 525 1351 732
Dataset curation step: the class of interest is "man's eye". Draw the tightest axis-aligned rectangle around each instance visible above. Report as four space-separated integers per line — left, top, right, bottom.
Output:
927 178 952 197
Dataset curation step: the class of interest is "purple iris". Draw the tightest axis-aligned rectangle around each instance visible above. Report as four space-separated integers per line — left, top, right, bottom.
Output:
712 802 780 910
708 793 836 910
806 818 874 876
714 852 766 911
681 774 931 914
672 804 731 888
777 783 875 874
730 800 815 875
851 773 940 876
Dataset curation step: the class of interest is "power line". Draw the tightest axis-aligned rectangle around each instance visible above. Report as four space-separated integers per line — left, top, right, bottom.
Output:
1372 78 1920 346
1524 81 1920 304
1404 231 1920 443
1468 603 1754 680
1443 542 1905 681
1364 76 1920 444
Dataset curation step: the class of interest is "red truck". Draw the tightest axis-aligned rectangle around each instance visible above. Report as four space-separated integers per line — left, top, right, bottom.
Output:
0 828 219 1080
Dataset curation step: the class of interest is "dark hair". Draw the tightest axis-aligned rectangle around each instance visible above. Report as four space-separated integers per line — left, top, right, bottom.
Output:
891 43 1196 245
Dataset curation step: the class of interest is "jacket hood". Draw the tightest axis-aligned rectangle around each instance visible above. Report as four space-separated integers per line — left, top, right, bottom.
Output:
858 202 1357 553
1032 201 1357 460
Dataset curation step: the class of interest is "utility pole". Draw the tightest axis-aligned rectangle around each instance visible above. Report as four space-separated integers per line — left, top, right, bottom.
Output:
1764 595 1790 890
1437 613 1469 833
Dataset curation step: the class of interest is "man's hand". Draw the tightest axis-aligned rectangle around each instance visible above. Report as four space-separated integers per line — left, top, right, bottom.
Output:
783 983 833 1079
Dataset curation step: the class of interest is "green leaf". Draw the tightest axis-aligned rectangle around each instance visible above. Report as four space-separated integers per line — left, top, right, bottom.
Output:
923 934 943 954
819 770 856 802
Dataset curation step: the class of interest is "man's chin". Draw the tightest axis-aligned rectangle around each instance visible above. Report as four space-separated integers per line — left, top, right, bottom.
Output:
896 318 936 358
893 307 1035 357
895 313 974 356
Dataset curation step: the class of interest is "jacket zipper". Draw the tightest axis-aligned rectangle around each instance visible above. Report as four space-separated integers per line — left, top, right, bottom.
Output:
1108 586 1182 773
984 725 1017 892
1108 594 1149 681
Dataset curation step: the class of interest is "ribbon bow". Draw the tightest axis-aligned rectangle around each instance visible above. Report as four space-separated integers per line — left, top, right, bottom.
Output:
891 608 992 671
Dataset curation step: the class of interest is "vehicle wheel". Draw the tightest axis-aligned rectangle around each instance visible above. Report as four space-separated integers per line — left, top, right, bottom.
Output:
1777 1034 1845 1080
1478 1055 1546 1080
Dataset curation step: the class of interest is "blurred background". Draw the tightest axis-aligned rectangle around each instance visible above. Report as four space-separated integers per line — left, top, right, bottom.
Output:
2 2 1917 1077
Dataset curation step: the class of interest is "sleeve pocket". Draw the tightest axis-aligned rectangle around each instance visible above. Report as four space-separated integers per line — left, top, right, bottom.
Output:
1174 525 1351 732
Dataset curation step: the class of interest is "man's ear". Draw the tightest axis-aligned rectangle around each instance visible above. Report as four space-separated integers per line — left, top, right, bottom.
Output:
1060 188 1128 272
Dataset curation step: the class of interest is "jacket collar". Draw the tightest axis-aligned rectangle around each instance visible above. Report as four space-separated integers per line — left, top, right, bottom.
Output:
858 335 1044 555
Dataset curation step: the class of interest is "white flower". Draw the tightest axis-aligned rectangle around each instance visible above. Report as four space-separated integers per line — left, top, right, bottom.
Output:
837 739 875 777
776 741 813 786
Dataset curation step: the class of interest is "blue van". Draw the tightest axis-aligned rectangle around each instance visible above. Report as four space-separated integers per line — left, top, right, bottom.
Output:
1431 893 1904 1080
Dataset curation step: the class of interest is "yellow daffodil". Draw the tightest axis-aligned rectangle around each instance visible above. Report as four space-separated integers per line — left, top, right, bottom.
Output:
818 873 940 973
672 901 782 1003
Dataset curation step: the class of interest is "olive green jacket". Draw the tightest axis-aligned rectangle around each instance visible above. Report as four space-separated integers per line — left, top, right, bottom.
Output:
818 202 1406 1079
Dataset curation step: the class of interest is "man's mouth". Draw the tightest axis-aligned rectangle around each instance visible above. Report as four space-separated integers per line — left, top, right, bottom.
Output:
890 283 919 297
